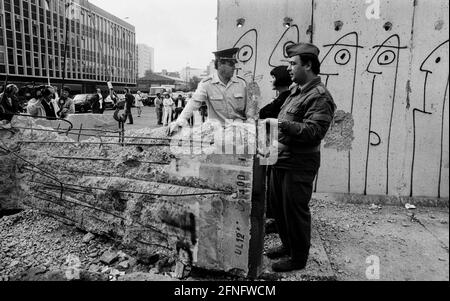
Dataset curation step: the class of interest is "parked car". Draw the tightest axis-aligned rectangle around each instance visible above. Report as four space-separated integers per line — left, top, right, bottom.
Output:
73 94 96 113
103 96 115 110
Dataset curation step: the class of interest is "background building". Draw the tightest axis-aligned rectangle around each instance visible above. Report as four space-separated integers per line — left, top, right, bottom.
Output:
0 0 136 94
137 43 154 78
179 66 206 82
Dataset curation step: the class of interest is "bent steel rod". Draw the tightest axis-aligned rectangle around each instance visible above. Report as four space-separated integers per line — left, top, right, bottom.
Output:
12 126 213 145
31 179 233 197
50 155 171 165
16 140 170 147
30 187 171 240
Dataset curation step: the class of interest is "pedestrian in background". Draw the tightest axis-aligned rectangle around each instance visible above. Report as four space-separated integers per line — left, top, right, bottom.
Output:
0 84 20 123
154 93 163 125
124 88 135 125
56 87 75 119
162 92 174 126
135 91 144 117
27 86 47 118
174 94 185 120
30 85 58 120
92 88 104 114
185 93 194 127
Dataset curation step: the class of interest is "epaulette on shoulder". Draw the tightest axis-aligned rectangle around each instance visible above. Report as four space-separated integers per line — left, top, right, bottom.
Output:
236 76 247 83
201 77 213 83
315 85 327 95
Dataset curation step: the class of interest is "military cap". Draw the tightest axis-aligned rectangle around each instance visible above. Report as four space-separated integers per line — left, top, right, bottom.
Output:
286 43 320 58
213 47 239 61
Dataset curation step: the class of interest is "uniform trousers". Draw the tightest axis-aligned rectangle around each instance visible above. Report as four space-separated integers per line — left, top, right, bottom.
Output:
269 167 315 262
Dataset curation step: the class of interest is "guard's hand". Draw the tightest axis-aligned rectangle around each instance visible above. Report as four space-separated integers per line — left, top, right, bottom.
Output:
167 121 182 137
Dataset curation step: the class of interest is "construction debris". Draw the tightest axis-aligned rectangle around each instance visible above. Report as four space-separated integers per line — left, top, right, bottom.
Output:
0 115 266 278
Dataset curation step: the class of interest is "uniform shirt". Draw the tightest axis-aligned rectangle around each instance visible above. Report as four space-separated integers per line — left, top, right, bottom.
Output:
177 72 257 125
275 76 336 175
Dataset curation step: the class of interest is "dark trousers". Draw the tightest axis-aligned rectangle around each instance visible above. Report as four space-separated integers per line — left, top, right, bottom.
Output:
156 109 163 125
269 168 315 262
125 111 133 124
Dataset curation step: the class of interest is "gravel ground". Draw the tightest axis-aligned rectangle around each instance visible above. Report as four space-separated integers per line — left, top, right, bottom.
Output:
0 210 177 281
1 199 448 281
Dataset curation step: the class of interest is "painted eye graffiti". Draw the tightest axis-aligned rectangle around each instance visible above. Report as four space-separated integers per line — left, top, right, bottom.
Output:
377 50 396 65
238 45 253 63
283 41 295 58
334 49 351 65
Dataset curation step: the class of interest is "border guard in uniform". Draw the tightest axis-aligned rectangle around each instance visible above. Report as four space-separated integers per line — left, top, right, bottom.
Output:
263 43 336 272
168 47 257 135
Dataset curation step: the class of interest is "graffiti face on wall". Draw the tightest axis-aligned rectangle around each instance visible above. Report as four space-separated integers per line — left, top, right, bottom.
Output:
315 32 362 193
233 29 258 83
268 25 300 68
364 34 407 195
320 32 361 113
411 40 449 198
233 29 262 102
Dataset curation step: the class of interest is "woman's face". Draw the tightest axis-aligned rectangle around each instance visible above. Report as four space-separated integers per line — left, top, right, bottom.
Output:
270 75 276 90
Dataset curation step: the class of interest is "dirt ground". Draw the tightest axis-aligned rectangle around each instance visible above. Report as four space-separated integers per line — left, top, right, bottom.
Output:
1 195 448 281
310 196 449 281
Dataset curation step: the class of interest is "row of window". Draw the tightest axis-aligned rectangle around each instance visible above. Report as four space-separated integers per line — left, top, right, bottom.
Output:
1 0 136 83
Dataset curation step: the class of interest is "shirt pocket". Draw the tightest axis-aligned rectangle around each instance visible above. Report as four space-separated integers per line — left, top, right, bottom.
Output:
210 95 226 114
233 93 245 111
285 106 301 122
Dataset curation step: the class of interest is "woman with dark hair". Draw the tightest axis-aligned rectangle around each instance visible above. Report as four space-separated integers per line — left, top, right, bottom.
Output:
259 66 293 120
260 66 293 235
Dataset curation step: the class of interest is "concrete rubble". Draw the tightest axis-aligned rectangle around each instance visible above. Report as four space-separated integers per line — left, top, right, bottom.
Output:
0 115 266 278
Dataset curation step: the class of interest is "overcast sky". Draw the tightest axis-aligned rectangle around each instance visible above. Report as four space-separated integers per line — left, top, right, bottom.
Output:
89 0 218 73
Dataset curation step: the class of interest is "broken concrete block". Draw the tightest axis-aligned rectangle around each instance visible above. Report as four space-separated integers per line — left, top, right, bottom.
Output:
8 118 266 278
117 272 175 282
100 251 119 265
82 233 96 244
118 261 130 270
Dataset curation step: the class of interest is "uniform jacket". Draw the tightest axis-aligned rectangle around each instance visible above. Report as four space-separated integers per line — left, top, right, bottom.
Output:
275 77 336 173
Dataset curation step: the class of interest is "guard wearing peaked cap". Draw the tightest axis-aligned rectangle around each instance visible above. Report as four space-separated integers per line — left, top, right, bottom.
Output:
263 43 336 273
168 47 257 134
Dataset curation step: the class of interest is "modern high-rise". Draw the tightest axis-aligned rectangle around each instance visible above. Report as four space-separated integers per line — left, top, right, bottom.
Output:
0 0 136 92
137 43 154 78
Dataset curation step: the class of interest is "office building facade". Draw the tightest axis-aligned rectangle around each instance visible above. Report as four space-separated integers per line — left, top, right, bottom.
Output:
0 0 136 93
137 43 154 78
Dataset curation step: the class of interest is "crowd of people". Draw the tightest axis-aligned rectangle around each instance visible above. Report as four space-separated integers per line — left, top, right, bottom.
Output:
153 92 203 127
